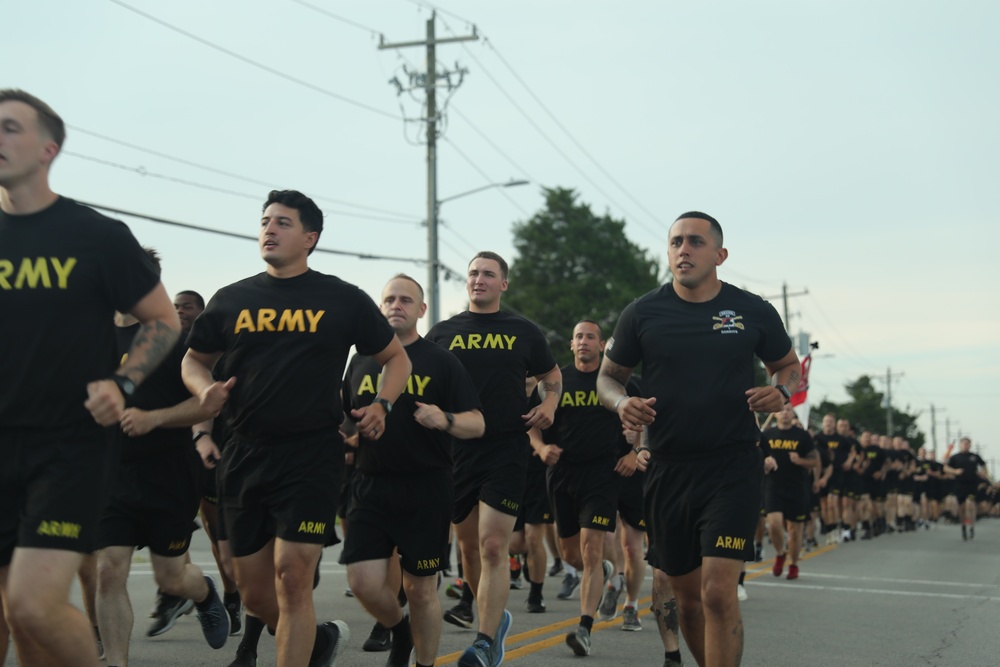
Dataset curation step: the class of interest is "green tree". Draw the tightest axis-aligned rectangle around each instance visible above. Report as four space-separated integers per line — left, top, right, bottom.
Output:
813 375 925 448
504 187 660 365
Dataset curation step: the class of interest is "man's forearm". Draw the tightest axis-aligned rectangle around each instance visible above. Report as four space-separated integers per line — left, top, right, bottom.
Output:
596 360 631 411
449 409 485 440
119 319 180 386
148 397 216 430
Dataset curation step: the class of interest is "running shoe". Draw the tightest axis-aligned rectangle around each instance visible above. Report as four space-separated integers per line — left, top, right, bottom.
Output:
786 564 799 580
196 577 230 649
362 621 391 652
525 597 546 613
227 646 258 667
621 606 642 631
146 593 194 637
225 596 243 636
457 640 491 667
557 572 581 599
443 602 474 629
386 616 414 667
598 573 623 621
566 625 591 656
772 553 786 577
308 620 349 667
492 609 512 665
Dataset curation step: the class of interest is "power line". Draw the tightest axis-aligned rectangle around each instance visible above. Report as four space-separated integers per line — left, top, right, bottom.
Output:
290 0 380 37
76 200 430 265
63 151 422 225
109 0 400 121
67 124 420 220
449 105 539 183
448 36 662 239
440 136 530 216
479 37 666 231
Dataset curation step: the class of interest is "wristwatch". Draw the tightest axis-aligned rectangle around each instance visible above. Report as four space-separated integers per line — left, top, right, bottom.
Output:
192 430 211 444
110 375 137 398
372 397 393 414
444 412 455 432
776 384 791 403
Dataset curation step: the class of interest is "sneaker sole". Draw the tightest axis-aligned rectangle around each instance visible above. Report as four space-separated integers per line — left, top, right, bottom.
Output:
457 647 489 667
323 620 350 667
493 610 512 665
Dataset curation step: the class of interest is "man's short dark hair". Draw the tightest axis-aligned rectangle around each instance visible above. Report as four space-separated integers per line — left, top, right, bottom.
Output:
674 211 723 248
263 190 323 254
175 290 205 310
575 318 603 339
470 251 508 280
0 89 66 149
389 273 424 300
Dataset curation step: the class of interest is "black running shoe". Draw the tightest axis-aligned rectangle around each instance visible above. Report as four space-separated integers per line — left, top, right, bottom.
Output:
362 622 391 652
443 603 474 629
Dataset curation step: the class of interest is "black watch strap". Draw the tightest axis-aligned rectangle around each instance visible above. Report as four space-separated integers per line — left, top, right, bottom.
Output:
373 397 392 414
111 375 136 398
444 412 455 431
776 384 792 403
192 430 211 444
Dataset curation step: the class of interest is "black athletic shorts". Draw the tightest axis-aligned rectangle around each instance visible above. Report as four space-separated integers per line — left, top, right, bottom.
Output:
549 459 618 539
221 431 343 558
514 468 553 531
644 447 762 577
202 464 219 504
98 447 203 557
0 423 114 565
341 468 453 576
616 468 646 532
827 470 845 496
764 481 810 523
956 482 979 502
862 476 881 498
843 472 863 500
453 457 526 524
339 462 356 520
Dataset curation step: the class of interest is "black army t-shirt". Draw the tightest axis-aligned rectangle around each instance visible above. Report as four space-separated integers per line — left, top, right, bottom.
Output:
606 282 791 461
0 197 160 428
426 310 556 444
948 451 986 482
761 425 815 492
187 269 394 442
343 337 481 475
860 445 887 479
815 432 851 472
550 366 635 465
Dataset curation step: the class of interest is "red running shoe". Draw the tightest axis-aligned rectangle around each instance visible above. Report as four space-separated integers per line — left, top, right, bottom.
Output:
786 564 799 580
772 553 786 577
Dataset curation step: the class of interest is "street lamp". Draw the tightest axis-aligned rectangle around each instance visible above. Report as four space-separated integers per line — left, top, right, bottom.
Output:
427 179 529 325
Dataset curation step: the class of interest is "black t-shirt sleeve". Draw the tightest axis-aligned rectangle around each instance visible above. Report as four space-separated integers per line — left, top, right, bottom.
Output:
605 299 641 368
351 288 396 357
102 220 162 314
754 299 793 364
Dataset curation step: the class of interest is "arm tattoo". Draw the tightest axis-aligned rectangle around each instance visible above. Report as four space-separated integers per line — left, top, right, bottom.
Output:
784 369 801 389
539 380 561 400
121 319 179 385
604 362 632 386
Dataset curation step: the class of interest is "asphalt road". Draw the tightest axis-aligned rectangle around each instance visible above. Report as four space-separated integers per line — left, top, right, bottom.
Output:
5 519 998 666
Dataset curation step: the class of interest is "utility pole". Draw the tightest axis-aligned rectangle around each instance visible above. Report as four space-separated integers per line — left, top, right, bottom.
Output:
874 367 904 436
930 404 945 458
763 282 809 333
380 13 478 325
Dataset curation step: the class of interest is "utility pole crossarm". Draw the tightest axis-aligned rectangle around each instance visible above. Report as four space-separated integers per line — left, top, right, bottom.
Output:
378 30 478 50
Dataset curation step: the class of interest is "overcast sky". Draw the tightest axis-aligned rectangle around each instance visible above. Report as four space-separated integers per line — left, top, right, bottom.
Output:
6 0 998 464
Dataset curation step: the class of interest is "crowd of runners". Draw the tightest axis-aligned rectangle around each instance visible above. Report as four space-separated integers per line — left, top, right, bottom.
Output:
1 89 995 667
